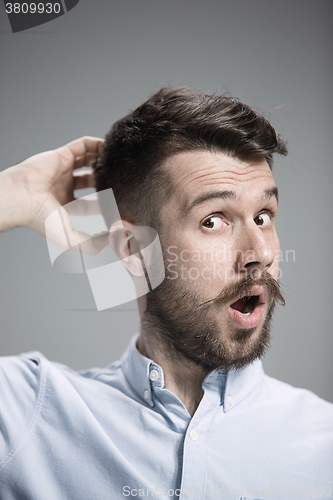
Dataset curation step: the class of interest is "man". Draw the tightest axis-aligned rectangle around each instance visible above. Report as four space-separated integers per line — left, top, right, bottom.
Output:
0 87 332 499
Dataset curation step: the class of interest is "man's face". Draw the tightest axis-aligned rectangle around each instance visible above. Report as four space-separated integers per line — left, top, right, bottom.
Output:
144 150 284 371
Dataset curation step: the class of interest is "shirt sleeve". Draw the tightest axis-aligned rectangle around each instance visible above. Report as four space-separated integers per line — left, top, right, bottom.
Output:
0 352 44 461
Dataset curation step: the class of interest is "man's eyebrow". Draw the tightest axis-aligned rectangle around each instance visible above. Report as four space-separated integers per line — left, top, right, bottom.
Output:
184 186 278 216
265 187 279 204
184 190 236 215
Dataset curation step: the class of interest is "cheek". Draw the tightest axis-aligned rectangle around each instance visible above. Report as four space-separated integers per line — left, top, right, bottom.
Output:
270 237 281 280
164 240 231 293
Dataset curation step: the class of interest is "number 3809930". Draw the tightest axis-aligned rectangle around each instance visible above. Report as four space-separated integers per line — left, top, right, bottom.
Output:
5 3 61 14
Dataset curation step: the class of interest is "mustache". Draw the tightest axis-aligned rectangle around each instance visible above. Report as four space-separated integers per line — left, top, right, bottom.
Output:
197 272 286 308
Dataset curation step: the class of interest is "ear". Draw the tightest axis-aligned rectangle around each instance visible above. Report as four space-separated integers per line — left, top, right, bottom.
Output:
108 220 145 277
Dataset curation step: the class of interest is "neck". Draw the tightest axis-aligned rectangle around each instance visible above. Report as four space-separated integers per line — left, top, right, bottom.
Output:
137 333 209 417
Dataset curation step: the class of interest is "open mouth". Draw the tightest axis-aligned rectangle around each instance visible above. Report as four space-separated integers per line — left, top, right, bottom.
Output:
230 295 260 316
228 287 268 329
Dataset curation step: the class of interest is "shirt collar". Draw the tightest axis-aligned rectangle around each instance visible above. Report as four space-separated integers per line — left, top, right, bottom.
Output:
120 334 162 407
120 334 265 411
223 357 264 412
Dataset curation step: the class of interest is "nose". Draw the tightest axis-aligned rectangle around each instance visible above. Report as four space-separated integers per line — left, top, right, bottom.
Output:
234 222 278 276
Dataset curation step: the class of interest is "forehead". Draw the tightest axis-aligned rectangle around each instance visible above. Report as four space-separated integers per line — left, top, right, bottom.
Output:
163 150 276 209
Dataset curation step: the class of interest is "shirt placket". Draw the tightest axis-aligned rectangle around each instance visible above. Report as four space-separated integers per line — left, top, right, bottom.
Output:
179 382 223 500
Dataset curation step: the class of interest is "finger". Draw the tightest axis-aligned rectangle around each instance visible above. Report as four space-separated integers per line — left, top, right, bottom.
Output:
45 207 109 255
55 137 103 172
64 198 102 216
73 172 95 191
63 219 109 256
73 153 99 170
47 227 109 258
64 136 104 159
73 231 109 256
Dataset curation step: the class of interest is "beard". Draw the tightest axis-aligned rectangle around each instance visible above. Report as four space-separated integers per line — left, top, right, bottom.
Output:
142 269 285 372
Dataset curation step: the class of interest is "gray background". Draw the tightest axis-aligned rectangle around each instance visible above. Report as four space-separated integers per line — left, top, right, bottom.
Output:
0 0 332 402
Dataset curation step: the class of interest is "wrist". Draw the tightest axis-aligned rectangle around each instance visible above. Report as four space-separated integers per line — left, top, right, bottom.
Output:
0 165 32 232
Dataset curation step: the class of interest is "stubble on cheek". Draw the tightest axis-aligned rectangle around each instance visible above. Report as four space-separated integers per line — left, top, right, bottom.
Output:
164 244 236 301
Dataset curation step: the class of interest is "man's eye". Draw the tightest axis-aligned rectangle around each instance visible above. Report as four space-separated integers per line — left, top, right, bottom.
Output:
254 213 271 226
202 216 226 230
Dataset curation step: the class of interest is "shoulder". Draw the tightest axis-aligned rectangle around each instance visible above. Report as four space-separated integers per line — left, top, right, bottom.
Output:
0 352 117 464
263 373 333 404
0 352 47 460
262 373 333 424
0 351 46 400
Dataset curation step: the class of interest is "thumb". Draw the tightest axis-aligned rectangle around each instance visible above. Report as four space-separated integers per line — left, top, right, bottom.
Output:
45 205 109 258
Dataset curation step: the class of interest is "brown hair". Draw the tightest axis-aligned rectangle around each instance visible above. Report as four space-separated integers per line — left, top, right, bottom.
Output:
94 86 288 228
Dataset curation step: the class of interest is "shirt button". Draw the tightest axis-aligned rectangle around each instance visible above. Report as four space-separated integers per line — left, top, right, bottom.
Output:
144 390 149 400
227 395 233 405
190 429 198 442
149 369 159 381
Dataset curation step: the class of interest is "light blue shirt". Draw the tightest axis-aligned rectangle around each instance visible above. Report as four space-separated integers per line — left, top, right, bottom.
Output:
0 334 332 500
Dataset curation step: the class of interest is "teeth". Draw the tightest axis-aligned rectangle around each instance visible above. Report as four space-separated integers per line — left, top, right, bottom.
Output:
241 294 259 315
243 302 253 314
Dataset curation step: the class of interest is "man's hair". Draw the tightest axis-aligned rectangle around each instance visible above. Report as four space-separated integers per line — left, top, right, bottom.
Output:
94 86 288 229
